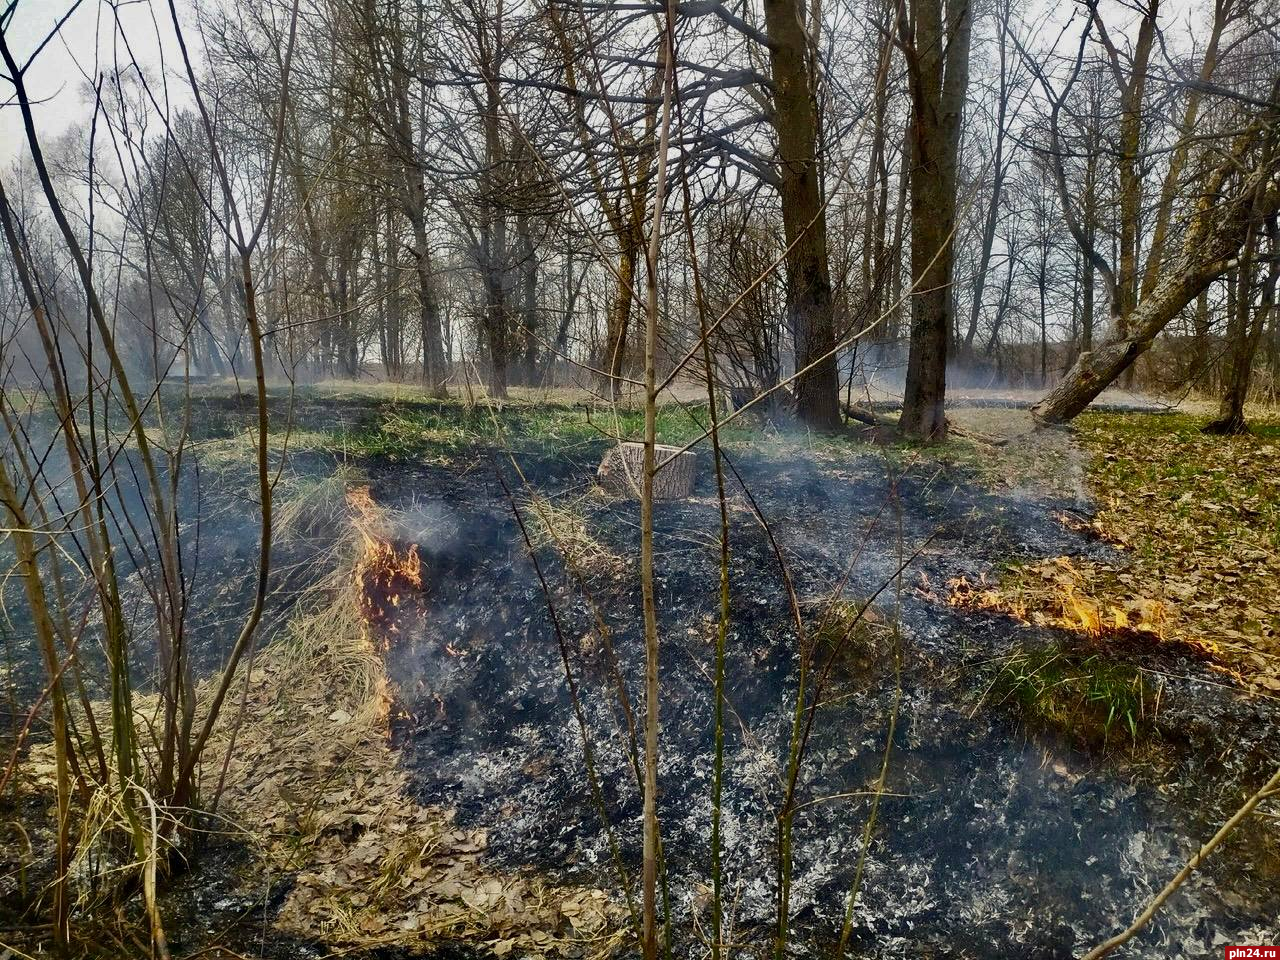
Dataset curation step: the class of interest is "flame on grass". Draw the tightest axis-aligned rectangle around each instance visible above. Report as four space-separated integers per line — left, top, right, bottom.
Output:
949 558 1249 683
948 557 1169 641
191 477 624 957
348 486 423 640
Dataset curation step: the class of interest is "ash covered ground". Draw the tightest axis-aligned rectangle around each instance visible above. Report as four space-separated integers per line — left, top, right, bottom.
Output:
4 390 1274 958
376 434 1280 958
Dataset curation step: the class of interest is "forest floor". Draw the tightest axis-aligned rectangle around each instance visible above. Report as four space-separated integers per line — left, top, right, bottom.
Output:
970 410 1280 695
2 383 1278 959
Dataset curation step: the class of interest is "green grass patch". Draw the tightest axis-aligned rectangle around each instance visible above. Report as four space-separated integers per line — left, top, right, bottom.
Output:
987 644 1155 749
807 597 895 676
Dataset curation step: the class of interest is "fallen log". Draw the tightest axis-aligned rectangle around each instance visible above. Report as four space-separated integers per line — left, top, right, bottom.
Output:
842 404 1009 447
843 403 894 428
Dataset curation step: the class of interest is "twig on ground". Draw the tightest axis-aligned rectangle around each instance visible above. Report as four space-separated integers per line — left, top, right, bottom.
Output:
1079 764 1280 959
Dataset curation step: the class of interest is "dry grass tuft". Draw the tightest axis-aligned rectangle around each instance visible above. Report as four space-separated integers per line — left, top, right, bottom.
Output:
204 477 626 958
521 493 625 576
275 464 364 542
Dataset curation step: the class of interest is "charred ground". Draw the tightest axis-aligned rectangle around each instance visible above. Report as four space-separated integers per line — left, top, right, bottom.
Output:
374 414 1278 958
2 386 1277 959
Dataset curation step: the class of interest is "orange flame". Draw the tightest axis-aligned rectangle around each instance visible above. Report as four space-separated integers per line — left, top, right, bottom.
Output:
948 561 1167 642
347 487 423 639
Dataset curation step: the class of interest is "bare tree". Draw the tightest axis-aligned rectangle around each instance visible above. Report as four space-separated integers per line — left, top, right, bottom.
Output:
897 0 972 439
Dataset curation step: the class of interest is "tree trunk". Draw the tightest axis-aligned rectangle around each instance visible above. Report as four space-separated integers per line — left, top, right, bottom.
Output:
963 0 1012 358
477 19 512 401
381 8 447 396
888 122 911 345
761 0 841 429
603 235 640 400
862 8 893 333
1206 214 1277 433
408 203 447 395
898 0 972 440
1038 240 1049 385
517 213 539 384
1081 226 1095 354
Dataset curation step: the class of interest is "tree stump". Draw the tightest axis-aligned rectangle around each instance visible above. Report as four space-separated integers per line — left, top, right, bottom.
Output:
597 442 697 499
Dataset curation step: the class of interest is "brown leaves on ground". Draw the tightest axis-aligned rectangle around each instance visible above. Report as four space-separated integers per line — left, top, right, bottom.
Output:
954 413 1280 693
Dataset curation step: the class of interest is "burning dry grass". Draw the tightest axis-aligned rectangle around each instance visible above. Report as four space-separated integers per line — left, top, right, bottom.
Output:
948 558 1170 642
347 485 423 633
202 478 626 957
950 412 1280 695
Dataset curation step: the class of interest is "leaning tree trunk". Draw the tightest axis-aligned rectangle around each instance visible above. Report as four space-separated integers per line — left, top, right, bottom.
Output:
1034 131 1280 425
1034 265 1232 423
761 0 841 430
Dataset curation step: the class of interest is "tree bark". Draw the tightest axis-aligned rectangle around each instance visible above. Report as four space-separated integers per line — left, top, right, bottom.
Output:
898 0 972 440
605 232 641 399
516 212 539 384
761 0 841 429
407 199 448 394
1207 217 1277 433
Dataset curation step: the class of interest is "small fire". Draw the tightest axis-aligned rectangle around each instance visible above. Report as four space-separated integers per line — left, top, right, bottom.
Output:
348 486 424 637
948 559 1167 642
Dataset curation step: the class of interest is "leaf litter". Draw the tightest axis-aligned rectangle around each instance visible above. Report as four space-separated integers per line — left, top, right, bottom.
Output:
951 412 1280 693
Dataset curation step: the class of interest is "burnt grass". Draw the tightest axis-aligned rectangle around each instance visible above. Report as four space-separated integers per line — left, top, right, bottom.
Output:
362 414 1280 958
3 390 1278 958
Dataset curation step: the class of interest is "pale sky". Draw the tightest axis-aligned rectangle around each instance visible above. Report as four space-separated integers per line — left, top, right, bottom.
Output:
1 0 177 165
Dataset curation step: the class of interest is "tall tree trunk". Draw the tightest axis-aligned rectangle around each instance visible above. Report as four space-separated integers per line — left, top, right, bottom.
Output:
898 0 972 440
1207 214 1277 433
1039 248 1048 385
545 2 662 402
1139 0 1233 300
515 214 539 384
483 229 511 400
386 201 405 378
888 123 911 345
478 9 511 399
1084 0 1159 388
406 201 447 395
963 0 1012 358
862 7 893 332
378 1 447 396
1081 223 1095 355
761 0 841 429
